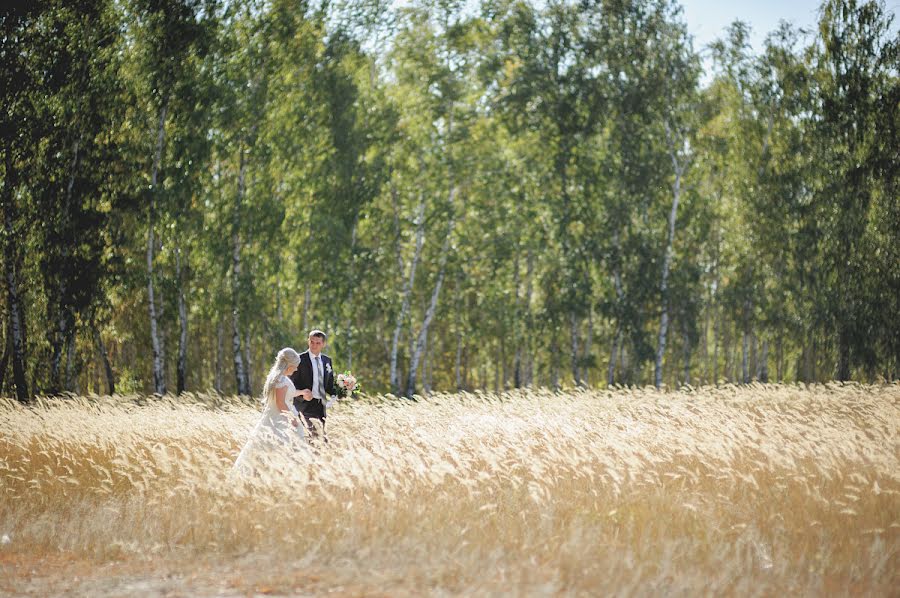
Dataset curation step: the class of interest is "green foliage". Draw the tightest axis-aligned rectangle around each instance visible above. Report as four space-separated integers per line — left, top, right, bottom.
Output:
1 0 897 401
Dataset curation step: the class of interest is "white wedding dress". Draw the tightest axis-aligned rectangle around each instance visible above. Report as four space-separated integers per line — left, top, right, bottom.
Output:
233 374 306 471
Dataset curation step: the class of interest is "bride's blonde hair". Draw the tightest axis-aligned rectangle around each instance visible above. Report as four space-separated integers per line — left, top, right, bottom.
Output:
261 347 301 403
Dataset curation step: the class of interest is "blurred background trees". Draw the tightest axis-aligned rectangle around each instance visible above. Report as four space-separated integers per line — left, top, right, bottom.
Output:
1 0 897 400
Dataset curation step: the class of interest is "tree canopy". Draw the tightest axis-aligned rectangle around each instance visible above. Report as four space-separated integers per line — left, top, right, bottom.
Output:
1 0 897 401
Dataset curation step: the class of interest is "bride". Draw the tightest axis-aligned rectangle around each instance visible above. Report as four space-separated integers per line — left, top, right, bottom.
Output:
233 347 312 470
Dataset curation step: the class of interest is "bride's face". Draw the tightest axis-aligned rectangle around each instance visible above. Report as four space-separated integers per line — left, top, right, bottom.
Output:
284 364 298 376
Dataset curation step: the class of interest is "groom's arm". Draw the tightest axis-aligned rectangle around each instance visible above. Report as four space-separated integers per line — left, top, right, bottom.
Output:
324 357 336 395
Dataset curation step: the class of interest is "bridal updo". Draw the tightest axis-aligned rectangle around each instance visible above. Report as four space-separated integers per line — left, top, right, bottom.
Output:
261 347 301 403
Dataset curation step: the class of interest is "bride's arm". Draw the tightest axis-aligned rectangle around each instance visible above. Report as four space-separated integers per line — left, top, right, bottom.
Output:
274 386 299 427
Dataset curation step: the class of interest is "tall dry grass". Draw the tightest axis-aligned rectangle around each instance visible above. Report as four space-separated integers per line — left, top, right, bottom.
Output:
1 384 898 595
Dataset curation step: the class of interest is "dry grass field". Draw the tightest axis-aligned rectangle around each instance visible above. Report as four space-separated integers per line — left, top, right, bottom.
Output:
1 384 898 596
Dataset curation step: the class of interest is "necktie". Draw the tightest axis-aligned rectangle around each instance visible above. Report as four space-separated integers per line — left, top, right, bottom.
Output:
316 356 325 399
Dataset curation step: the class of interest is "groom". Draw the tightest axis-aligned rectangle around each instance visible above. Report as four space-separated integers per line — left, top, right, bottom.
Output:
290 329 335 442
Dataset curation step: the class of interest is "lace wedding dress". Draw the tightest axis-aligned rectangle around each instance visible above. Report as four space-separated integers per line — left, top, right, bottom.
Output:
233 374 306 471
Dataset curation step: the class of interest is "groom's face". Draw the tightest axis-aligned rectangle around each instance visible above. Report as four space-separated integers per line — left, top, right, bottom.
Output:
308 335 325 356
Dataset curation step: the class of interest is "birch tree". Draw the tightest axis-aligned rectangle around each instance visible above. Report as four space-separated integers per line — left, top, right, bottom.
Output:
650 6 700 389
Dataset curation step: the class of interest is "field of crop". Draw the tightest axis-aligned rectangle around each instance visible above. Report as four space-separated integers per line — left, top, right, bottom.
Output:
1 384 897 596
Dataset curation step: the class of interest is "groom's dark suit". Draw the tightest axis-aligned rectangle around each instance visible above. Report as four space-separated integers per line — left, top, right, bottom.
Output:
290 350 335 439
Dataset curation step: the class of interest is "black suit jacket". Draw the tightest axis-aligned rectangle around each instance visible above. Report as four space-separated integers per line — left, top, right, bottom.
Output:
290 350 335 419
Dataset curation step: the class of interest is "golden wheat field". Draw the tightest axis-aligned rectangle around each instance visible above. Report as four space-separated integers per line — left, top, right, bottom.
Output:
1 384 898 597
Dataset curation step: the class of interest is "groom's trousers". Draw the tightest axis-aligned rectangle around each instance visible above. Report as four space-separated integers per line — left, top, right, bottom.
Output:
301 414 327 443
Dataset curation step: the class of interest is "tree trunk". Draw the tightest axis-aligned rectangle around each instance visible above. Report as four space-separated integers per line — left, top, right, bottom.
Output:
608 230 625 386
147 102 168 395
512 251 522 388
570 312 582 386
93 321 114 395
214 319 223 394
65 329 77 393
455 332 463 390
751 331 758 380
702 292 711 385
407 187 457 397
390 194 425 395
454 275 463 390
836 328 851 381
244 328 252 393
50 138 81 394
711 232 721 385
50 312 69 393
802 329 813 383
776 334 784 382
551 338 560 391
176 242 188 394
723 322 731 383
500 334 508 390
655 125 686 389
682 317 691 385
423 338 432 394
585 308 594 386
742 321 750 384
608 327 621 387
759 338 769 382
523 248 535 387
0 329 10 396
2 167 29 402
231 142 249 396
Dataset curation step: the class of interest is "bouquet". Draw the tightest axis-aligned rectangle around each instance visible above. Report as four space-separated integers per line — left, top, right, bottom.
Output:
334 371 361 399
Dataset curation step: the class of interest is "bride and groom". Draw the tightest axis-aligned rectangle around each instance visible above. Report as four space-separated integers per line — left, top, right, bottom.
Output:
233 330 335 469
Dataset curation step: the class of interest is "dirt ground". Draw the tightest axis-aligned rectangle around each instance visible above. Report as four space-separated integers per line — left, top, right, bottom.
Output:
0 551 397 597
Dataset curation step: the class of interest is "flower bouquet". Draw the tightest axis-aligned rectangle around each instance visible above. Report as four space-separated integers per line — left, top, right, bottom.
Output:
334 371 361 399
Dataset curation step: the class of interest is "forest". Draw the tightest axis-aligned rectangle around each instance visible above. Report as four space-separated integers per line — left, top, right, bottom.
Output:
1 0 897 400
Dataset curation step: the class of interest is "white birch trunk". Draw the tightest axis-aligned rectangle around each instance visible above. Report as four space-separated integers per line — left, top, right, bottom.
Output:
742 327 749 384
608 235 624 386
570 312 581 386
607 329 621 387
389 194 425 395
148 101 168 395
742 300 751 383
176 243 188 394
65 330 77 393
584 308 594 387
702 287 711 384
454 276 463 390
776 334 783 382
523 248 534 386
752 330 759 381
407 186 457 397
654 123 686 389
512 251 522 388
214 320 223 394
231 144 249 396
244 328 252 392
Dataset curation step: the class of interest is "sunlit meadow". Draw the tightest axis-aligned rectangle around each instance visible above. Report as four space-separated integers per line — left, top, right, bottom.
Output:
1 384 898 596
